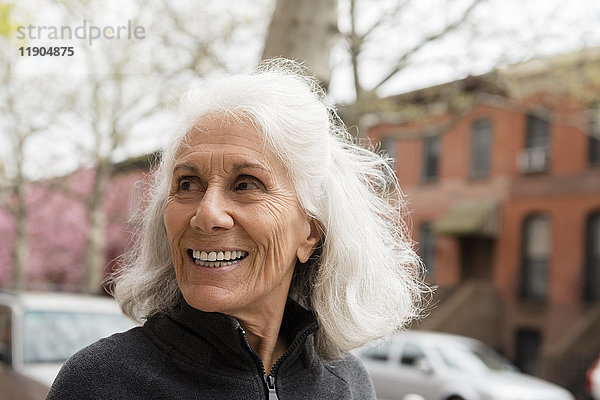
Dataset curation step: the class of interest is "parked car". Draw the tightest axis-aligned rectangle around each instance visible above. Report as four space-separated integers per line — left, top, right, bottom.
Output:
356 331 575 400
587 353 600 400
0 291 136 389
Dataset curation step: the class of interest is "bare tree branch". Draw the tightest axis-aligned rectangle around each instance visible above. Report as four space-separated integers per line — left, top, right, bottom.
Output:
372 0 485 92
358 0 410 41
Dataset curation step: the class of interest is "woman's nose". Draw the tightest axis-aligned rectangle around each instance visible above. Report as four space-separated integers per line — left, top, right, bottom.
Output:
190 187 234 232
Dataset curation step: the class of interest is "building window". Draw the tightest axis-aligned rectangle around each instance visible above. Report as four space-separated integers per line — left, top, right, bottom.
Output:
422 135 440 182
515 329 542 376
591 135 600 166
526 113 550 149
521 214 550 301
380 136 397 167
585 212 600 302
0 306 11 364
518 113 550 174
589 104 600 166
419 223 436 280
470 118 492 178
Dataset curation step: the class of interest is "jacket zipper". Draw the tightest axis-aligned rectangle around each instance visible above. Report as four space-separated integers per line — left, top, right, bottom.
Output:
238 324 318 400
264 375 277 399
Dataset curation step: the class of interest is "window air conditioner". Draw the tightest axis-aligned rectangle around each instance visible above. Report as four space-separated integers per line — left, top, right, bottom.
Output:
518 147 548 173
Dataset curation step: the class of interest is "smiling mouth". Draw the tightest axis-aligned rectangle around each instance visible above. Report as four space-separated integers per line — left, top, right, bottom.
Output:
187 249 249 268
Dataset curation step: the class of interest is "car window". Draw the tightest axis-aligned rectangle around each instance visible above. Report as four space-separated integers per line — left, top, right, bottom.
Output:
361 340 392 361
0 306 11 363
22 310 134 364
435 342 513 372
400 341 426 366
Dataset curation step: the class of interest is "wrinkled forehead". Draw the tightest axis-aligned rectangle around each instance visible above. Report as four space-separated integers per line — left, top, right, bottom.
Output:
177 113 269 153
172 113 291 179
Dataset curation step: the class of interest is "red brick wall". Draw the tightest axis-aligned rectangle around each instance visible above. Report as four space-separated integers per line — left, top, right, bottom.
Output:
368 96 600 371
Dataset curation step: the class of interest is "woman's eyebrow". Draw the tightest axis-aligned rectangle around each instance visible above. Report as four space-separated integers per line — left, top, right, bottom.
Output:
231 162 270 173
173 163 200 174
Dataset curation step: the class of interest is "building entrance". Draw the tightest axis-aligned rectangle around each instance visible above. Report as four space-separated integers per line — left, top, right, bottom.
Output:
459 236 495 281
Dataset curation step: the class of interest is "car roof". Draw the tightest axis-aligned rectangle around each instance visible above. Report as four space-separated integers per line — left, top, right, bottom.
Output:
389 330 483 347
0 291 122 313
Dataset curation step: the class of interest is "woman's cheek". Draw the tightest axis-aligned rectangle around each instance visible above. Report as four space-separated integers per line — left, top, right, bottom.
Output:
163 202 189 269
164 200 192 235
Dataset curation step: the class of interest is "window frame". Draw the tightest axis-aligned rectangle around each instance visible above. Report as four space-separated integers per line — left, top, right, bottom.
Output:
584 211 600 302
0 305 12 365
525 113 550 150
422 135 440 183
520 113 551 175
470 118 493 178
589 134 600 166
515 328 542 376
419 222 436 281
520 214 550 301
380 136 398 168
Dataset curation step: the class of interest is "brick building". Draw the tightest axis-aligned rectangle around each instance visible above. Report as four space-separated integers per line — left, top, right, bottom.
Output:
367 49 600 396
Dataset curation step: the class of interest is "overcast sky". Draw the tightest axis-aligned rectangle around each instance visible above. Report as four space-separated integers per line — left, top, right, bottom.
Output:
330 0 600 102
3 0 600 179
11 0 600 97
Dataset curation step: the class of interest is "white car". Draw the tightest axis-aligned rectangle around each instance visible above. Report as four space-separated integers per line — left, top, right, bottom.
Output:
356 331 575 400
0 291 136 387
588 354 600 400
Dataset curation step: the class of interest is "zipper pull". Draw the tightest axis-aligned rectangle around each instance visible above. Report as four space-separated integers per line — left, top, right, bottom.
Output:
264 375 278 400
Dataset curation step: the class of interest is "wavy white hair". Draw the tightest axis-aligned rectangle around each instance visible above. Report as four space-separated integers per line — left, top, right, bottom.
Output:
111 59 427 360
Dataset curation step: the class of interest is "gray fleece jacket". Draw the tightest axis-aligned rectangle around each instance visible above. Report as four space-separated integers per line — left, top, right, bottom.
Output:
46 298 376 400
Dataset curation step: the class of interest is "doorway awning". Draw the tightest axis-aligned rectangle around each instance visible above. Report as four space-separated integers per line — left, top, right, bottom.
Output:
433 199 500 237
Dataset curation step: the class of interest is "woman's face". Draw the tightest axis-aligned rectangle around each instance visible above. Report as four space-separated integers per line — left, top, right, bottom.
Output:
164 117 320 317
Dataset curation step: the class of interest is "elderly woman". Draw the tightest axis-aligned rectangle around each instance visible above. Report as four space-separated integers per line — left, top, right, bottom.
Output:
46 60 425 400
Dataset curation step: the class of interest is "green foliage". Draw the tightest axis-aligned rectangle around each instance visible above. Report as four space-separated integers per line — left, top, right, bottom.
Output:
0 2 16 39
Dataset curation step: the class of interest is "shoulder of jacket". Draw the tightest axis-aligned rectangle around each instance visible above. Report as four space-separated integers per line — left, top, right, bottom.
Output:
61 327 150 372
47 327 164 400
322 352 376 398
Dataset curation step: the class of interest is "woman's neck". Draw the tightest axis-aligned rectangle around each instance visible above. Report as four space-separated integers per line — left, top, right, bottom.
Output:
243 327 288 375
233 302 288 375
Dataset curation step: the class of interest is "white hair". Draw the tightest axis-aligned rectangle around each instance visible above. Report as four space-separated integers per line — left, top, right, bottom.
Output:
111 59 428 360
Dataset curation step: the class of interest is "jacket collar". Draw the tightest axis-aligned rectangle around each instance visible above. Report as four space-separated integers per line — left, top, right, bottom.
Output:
171 296 317 341
156 295 318 373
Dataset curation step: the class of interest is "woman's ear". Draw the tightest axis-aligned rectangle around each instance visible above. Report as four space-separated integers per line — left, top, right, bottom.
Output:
297 219 322 263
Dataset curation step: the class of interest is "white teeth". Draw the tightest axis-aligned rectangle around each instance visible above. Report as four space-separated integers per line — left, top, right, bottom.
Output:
191 249 248 267
197 250 246 261
195 259 238 268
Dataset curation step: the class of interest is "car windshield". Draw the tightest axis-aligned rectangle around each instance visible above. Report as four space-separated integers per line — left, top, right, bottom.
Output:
23 310 133 364
436 342 514 372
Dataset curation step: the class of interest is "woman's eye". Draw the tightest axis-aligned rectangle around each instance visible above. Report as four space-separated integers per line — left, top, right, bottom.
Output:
179 178 200 191
235 179 260 191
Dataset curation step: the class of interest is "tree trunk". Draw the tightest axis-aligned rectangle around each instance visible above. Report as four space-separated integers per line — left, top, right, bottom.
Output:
13 163 27 290
262 0 338 88
82 162 110 293
10 123 29 290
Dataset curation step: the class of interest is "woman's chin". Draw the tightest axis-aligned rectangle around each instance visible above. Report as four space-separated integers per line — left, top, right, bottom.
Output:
180 284 237 313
